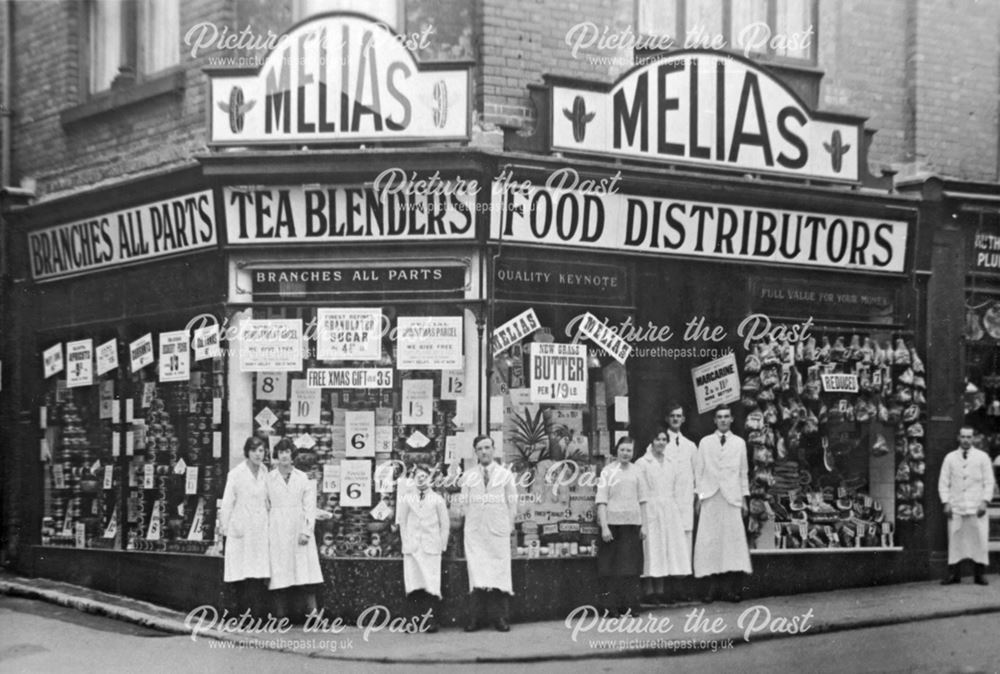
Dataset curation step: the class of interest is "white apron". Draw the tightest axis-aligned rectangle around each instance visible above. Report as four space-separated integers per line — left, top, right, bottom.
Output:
462 464 517 594
220 461 270 582
948 514 989 565
397 489 450 597
266 468 323 590
694 492 753 577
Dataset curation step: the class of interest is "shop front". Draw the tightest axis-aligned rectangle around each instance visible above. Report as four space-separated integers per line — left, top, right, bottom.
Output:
5 21 937 625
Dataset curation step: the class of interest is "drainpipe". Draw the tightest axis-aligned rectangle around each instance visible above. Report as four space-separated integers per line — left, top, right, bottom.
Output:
1 0 12 189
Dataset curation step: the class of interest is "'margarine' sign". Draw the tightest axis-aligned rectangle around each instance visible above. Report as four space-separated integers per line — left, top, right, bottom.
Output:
550 50 863 182
207 13 471 145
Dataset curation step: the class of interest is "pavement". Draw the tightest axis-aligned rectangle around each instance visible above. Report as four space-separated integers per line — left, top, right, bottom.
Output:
2 569 1000 664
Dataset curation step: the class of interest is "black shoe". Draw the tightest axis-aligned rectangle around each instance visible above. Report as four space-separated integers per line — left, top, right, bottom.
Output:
640 594 659 606
464 620 481 632
723 593 743 603
494 618 510 632
425 621 440 633
941 576 961 585
658 594 675 606
974 576 989 586
702 594 715 604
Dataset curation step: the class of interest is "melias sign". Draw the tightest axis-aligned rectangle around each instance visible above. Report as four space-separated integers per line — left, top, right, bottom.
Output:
551 50 862 182
207 13 470 145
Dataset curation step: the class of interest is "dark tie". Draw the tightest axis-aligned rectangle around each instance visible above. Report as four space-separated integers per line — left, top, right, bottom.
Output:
962 450 968 460
675 435 680 446
420 490 426 501
720 434 727 446
483 467 490 487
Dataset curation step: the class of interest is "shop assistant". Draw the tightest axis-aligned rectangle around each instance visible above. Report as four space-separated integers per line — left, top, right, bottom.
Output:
694 405 753 603
460 435 518 632
396 463 450 632
939 426 996 585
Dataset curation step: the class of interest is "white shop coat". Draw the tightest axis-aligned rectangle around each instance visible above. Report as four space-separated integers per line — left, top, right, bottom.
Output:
220 461 270 583
461 462 518 594
266 468 323 590
938 448 996 515
666 431 697 532
396 485 450 597
637 448 692 577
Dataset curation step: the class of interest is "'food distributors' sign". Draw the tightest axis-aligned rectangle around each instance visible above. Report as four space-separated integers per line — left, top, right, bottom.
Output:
551 51 862 182
207 13 470 145
490 185 908 273
28 191 217 281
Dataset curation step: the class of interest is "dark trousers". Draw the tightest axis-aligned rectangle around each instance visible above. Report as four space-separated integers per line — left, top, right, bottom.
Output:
406 589 441 629
231 578 269 619
271 585 318 624
703 572 747 601
468 588 509 626
597 576 642 614
946 561 988 579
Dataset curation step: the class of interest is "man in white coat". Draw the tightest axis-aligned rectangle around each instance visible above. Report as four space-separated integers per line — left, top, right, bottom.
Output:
461 435 518 632
939 426 996 585
665 403 697 598
694 405 752 603
396 463 450 632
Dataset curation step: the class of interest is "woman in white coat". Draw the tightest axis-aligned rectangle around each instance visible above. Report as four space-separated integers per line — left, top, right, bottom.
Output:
396 463 450 632
220 436 270 617
267 438 326 622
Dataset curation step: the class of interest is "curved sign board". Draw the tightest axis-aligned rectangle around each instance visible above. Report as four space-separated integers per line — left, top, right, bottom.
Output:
208 12 470 146
551 51 861 182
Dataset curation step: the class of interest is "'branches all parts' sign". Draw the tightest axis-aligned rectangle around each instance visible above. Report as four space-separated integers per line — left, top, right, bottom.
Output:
530 343 588 404
691 352 741 414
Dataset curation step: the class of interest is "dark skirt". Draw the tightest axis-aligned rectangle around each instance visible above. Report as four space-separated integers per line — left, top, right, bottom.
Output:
597 525 644 577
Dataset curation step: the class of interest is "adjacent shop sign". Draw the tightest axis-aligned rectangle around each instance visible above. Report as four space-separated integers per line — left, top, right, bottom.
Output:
550 50 861 182
306 368 394 388
529 342 588 404
397 316 464 370
970 222 1000 274
821 373 860 393
578 312 632 364
224 185 474 244
66 339 94 388
27 191 217 281
490 185 908 273
691 352 741 414
207 14 470 146
316 308 382 361
491 308 541 355
251 264 467 296
495 256 628 302
238 319 303 372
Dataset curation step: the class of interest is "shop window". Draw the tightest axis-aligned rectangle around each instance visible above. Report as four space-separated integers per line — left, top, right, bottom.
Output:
39 320 226 555
295 0 402 30
85 0 180 94
962 292 1000 503
239 303 466 560
637 0 816 63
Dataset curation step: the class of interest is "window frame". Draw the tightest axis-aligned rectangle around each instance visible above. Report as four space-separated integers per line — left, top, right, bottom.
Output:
635 0 818 66
79 0 181 98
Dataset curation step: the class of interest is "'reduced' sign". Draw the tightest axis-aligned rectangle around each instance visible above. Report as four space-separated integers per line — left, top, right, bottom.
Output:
490 185 908 273
224 185 475 243
207 13 470 145
550 51 862 182
28 191 217 282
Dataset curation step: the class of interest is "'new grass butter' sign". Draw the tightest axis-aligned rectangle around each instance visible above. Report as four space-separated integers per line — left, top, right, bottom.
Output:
207 13 470 145
28 191 217 281
550 50 863 182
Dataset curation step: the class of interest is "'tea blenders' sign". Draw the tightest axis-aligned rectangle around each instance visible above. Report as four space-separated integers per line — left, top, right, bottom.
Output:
207 13 471 145
551 51 862 182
